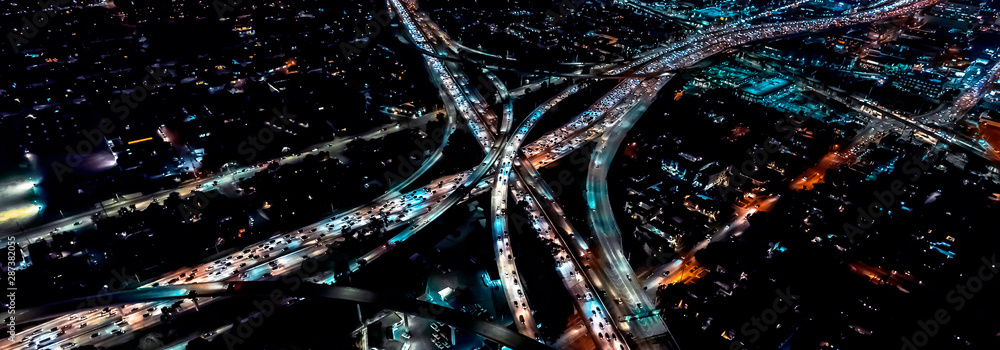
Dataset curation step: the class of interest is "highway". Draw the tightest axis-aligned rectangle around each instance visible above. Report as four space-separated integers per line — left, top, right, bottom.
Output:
640 0 994 303
509 178 629 350
7 109 446 248
922 57 1000 126
488 84 584 338
15 282 554 350
526 0 936 346
487 91 543 337
7 168 484 350
644 46 994 291
389 0 545 337
584 77 675 344
11 0 943 349
799 72 1000 162
515 158 668 348
342 1 554 341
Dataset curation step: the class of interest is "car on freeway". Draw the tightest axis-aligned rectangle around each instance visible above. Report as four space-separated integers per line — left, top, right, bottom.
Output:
37 335 57 347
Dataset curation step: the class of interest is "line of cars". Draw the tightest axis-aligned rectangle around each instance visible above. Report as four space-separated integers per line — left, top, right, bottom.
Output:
20 307 131 350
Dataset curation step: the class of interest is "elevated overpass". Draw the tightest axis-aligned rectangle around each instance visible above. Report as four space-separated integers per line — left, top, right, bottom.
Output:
15 282 554 350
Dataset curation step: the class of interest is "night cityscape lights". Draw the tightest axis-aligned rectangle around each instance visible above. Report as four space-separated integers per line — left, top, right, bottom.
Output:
2 0 1000 349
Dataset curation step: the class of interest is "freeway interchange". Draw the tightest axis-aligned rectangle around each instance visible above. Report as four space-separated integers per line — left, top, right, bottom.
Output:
8 0 943 349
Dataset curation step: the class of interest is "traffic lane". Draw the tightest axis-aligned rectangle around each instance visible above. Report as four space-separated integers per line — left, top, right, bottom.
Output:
510 180 624 350
10 172 469 348
514 165 649 343
15 112 443 245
